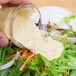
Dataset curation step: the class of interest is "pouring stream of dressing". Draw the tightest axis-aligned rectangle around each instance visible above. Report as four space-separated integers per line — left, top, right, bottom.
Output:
12 8 64 60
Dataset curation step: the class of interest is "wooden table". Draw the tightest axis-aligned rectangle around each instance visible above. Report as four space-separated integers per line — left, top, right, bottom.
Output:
31 0 76 15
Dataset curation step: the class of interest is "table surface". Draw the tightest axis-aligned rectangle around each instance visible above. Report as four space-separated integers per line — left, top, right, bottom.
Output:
31 0 76 15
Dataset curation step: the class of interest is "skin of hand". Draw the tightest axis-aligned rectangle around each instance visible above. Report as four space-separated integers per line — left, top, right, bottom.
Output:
0 0 31 47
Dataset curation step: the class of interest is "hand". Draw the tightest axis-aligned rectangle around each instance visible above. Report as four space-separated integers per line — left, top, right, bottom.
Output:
0 0 31 47
0 0 31 5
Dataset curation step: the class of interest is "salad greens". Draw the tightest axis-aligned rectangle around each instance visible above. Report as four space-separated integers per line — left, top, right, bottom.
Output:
46 15 76 39
0 15 76 76
58 15 76 37
0 38 76 76
61 15 76 22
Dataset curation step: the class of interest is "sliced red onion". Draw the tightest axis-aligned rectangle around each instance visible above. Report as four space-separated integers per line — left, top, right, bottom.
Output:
68 37 76 43
0 51 20 71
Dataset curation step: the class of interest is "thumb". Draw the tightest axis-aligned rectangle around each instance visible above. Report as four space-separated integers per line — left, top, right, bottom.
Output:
0 31 9 47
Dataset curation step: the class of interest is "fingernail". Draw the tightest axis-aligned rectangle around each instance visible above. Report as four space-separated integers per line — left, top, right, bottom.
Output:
0 37 8 47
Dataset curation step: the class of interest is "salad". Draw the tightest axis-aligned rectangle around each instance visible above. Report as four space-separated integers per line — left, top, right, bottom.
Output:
0 15 76 76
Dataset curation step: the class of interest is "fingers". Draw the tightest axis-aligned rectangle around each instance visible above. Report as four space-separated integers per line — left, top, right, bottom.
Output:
0 0 10 4
0 0 31 5
9 0 31 4
0 31 9 47
1 0 32 7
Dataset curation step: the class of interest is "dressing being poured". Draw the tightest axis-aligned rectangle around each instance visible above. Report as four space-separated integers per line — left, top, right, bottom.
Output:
0 7 63 60
12 8 64 60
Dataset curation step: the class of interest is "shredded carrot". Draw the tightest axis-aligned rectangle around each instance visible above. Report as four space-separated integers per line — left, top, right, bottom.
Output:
40 67 44 72
23 49 28 54
64 74 66 76
20 54 27 58
24 56 30 60
64 70 67 76
6 50 23 60
24 56 34 61
46 68 50 71
19 53 35 71
6 54 16 60
30 58 34 61
20 50 28 57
